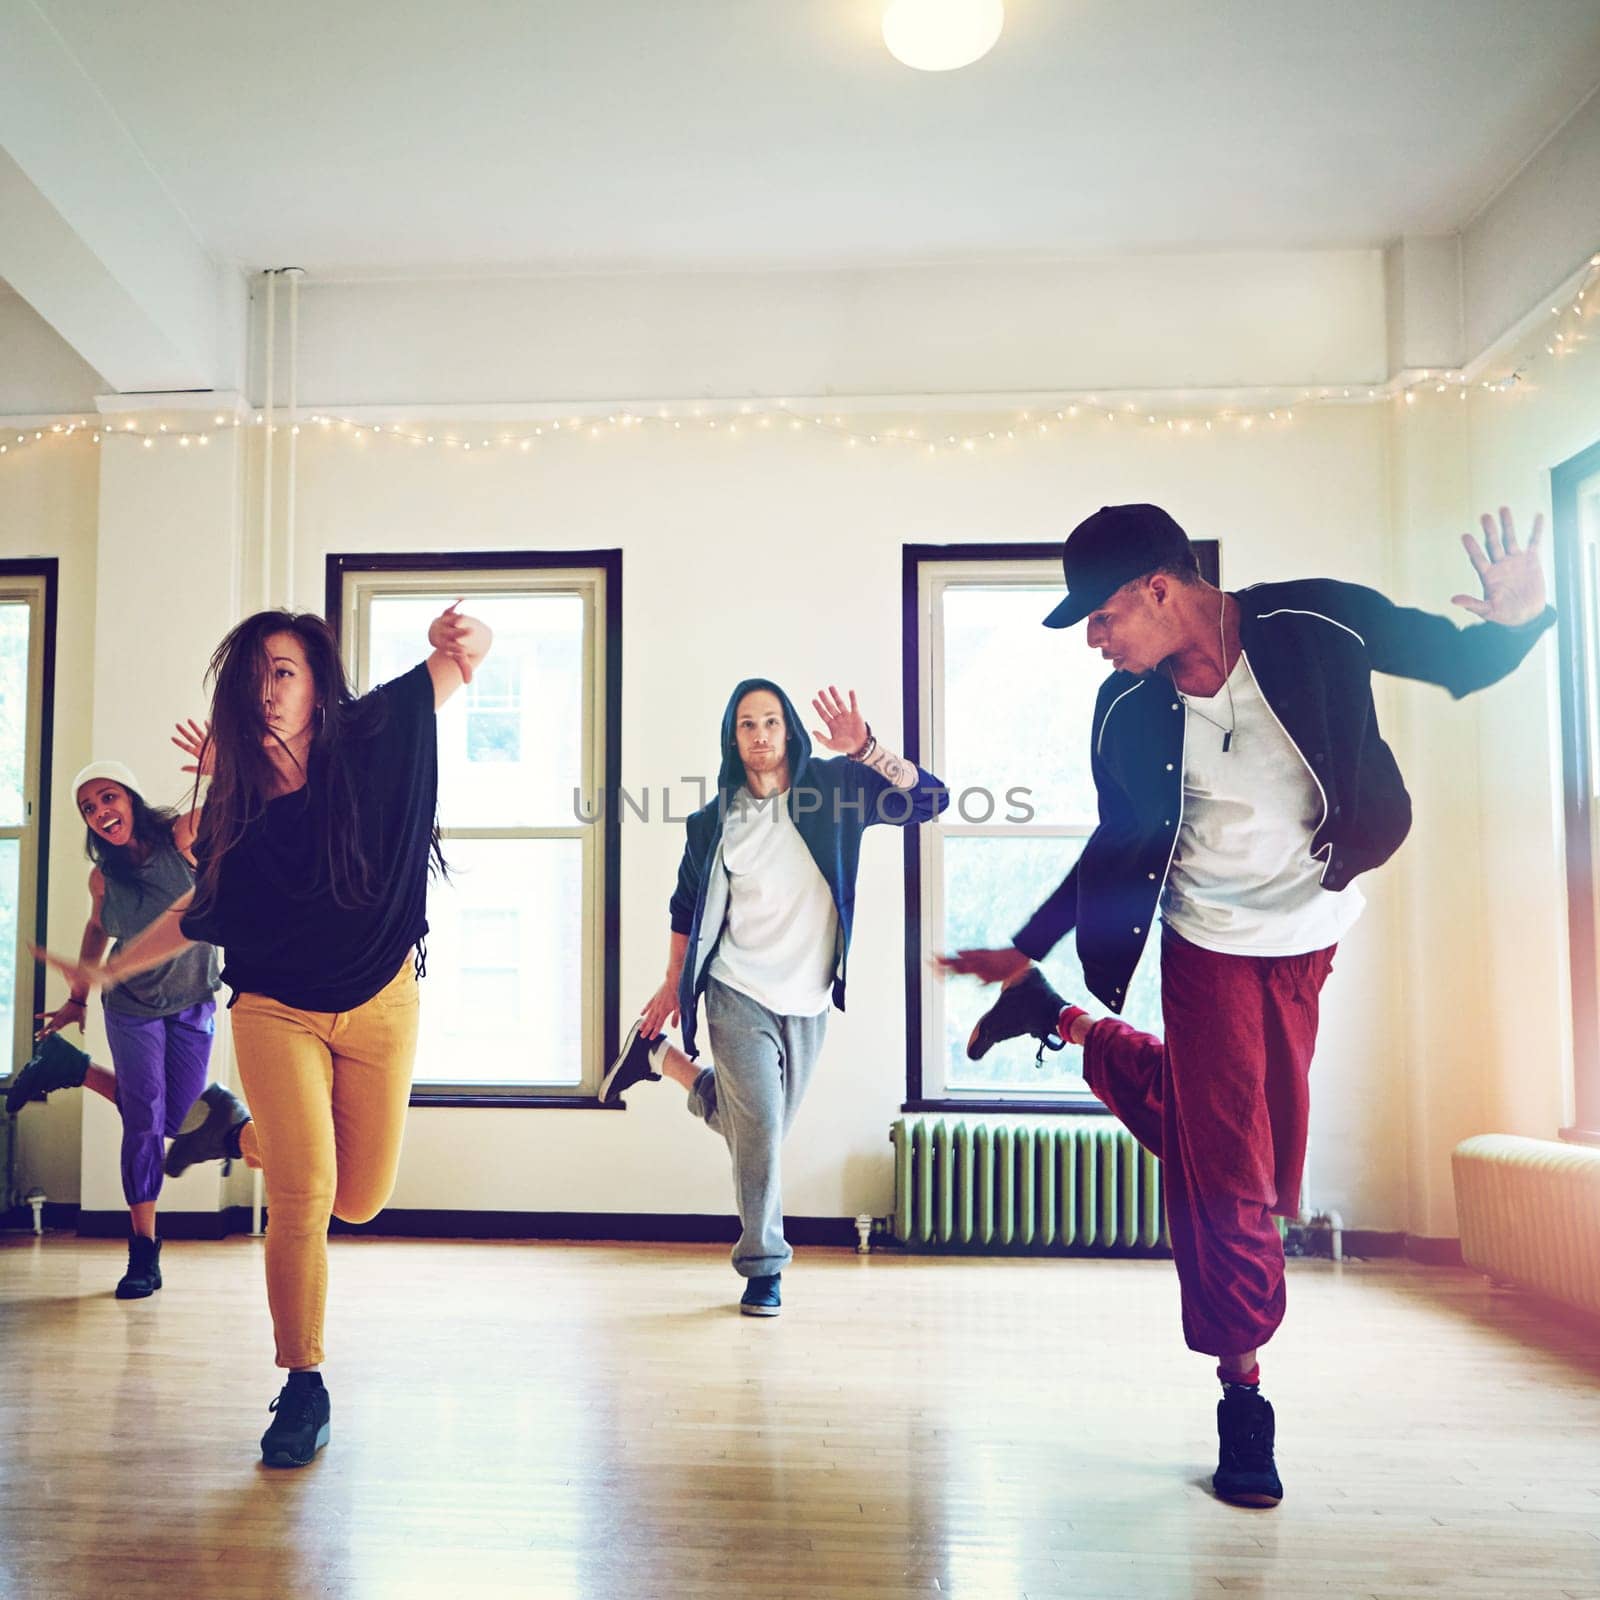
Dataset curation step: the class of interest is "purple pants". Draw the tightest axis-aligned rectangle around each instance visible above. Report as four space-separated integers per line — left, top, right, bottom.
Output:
102 998 217 1206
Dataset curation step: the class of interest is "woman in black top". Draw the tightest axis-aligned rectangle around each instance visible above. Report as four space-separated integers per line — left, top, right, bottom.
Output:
37 601 490 1467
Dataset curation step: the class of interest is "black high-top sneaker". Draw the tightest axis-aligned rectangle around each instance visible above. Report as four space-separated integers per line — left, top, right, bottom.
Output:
599 1019 664 1104
1213 1386 1284 1507
5 1032 91 1114
966 967 1070 1065
739 1273 782 1317
164 1084 251 1178
115 1235 162 1300
260 1373 331 1468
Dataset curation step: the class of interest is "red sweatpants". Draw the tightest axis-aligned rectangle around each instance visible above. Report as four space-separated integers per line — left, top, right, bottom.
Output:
1081 926 1335 1358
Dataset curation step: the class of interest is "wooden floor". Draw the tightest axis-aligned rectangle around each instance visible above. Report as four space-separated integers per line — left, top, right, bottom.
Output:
1 1238 1598 1600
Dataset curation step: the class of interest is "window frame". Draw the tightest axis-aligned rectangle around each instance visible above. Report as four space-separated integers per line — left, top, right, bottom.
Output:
327 550 621 1109
900 540 1217 1113
1551 440 1600 1144
0 560 58 1087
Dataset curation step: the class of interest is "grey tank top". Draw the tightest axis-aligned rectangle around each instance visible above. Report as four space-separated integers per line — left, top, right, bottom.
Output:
99 842 221 1019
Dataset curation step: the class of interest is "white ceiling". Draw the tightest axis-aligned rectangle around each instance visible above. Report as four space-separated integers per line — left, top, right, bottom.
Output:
32 0 1600 276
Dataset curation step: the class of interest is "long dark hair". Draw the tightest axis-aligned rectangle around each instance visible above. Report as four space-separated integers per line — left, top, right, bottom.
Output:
84 785 180 904
190 609 444 915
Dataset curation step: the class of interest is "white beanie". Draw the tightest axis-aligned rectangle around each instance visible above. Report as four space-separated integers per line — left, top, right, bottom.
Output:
71 760 143 800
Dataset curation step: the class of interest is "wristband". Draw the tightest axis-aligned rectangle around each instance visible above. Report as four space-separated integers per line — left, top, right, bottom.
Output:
848 723 875 762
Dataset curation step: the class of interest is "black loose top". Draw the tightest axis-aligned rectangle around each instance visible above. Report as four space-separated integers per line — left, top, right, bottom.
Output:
181 663 437 1012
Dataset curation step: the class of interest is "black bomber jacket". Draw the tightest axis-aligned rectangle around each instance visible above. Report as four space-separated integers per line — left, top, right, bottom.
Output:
1012 578 1555 1012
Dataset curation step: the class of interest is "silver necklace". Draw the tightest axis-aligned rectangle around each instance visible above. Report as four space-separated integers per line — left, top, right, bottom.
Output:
1177 598 1236 752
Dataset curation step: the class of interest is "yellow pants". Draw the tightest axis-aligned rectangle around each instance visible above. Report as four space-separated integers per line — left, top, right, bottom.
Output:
232 961 419 1368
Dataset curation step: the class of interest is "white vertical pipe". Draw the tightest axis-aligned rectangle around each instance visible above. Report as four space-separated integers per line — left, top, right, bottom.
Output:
262 269 277 609
285 268 304 607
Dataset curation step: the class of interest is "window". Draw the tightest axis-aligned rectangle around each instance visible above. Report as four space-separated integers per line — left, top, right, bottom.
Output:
0 563 55 1088
903 541 1217 1109
464 655 523 764
330 552 620 1103
1552 440 1600 1142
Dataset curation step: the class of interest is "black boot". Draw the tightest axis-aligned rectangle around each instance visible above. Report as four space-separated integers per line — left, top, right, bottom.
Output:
5 1033 91 1115
1213 1385 1284 1507
965 967 1070 1064
164 1084 251 1178
115 1234 162 1300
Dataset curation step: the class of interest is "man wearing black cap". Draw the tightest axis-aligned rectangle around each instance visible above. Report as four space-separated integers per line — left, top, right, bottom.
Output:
939 502 1552 1508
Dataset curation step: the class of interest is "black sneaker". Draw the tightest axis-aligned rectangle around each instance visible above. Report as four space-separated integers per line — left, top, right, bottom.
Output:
164 1083 251 1178
966 967 1069 1065
5 1032 91 1114
739 1273 782 1317
1213 1387 1284 1507
598 1019 663 1104
260 1376 331 1468
115 1235 162 1300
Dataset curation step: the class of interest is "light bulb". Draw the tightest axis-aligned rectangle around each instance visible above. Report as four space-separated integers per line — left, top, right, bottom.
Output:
883 0 1004 72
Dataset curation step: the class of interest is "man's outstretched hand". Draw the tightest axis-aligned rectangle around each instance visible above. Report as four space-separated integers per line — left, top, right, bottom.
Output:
811 686 869 755
1452 507 1547 627
934 947 1033 987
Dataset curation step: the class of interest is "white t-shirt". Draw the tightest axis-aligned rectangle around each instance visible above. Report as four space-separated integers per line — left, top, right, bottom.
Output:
1160 653 1365 956
708 787 839 1017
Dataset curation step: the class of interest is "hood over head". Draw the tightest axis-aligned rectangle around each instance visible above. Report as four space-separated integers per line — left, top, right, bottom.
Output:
717 677 812 797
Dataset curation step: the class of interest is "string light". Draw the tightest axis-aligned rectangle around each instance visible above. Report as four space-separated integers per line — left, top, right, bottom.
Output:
5 254 1594 471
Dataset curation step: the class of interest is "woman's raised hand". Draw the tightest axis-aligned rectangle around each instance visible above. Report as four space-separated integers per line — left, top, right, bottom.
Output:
172 718 213 777
428 601 477 685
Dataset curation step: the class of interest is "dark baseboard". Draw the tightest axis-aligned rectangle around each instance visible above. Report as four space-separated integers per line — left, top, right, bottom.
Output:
0 1200 81 1233
1404 1234 1465 1267
11 1208 1465 1266
1342 1229 1404 1257
893 1238 1172 1259
324 1210 863 1248
70 1208 250 1241
1337 1230 1463 1266
56 1208 861 1248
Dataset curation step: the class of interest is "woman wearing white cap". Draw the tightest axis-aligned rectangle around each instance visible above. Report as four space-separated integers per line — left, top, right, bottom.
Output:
8 755 221 1298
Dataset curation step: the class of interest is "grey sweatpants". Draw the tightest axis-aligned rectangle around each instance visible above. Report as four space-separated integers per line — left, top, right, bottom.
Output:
686 976 829 1278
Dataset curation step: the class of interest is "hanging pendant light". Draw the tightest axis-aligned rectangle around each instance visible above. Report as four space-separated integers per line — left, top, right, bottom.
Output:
882 0 1004 72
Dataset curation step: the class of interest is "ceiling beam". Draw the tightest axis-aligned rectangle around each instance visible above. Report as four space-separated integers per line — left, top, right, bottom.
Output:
0 0 240 392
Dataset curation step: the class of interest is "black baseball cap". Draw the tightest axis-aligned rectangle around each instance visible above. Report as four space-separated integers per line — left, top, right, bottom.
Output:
1042 504 1195 629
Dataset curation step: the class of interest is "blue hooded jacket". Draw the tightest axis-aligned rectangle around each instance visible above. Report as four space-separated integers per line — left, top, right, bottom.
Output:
669 677 949 1057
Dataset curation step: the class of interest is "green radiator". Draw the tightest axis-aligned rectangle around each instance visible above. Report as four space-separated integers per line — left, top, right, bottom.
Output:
891 1114 1169 1253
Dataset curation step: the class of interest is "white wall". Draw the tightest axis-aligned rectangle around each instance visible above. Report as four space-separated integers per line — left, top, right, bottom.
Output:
282 401 1403 1227
1462 83 1600 356
0 430 98 1204
0 287 105 415
73 428 245 1215
1469 331 1600 1149
286 251 1387 408
7 248 1592 1239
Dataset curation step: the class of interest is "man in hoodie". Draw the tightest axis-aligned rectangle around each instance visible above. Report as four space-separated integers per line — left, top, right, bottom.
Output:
940 503 1551 1509
601 679 948 1315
